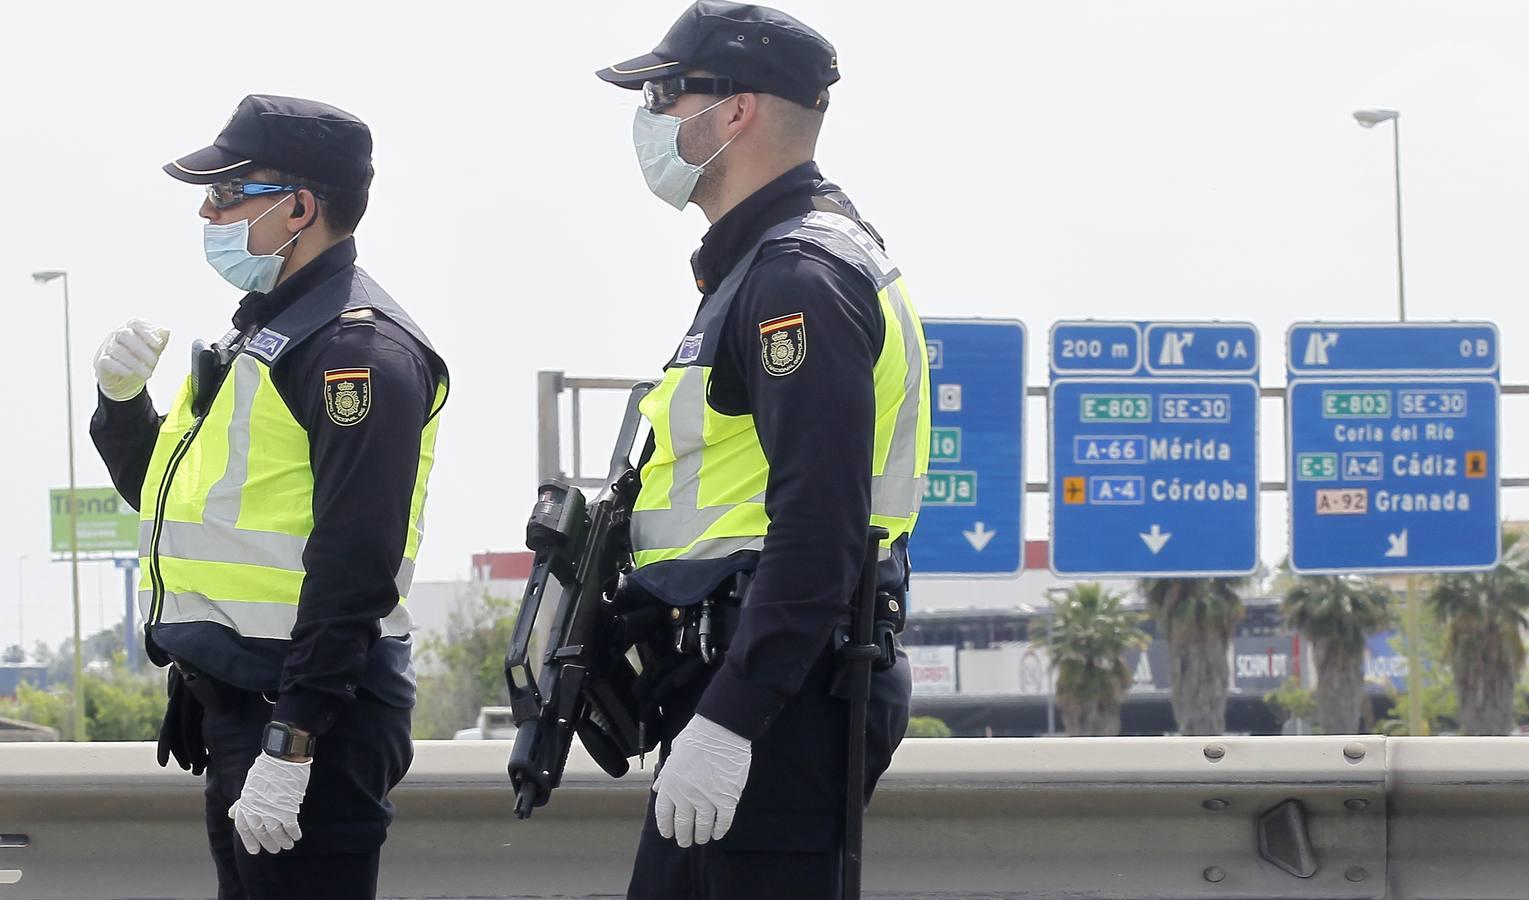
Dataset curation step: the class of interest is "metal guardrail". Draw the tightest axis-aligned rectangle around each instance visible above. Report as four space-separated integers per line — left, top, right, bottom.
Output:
3 736 1528 899
536 371 1529 492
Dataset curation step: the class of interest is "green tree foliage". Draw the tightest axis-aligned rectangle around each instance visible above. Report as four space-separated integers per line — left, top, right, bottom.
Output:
904 716 952 738
1282 571 1392 734
1140 577 1246 735
1046 584 1147 736
1428 531 1529 735
412 591 521 739
1263 677 1317 730
0 653 165 741
1377 625 1458 736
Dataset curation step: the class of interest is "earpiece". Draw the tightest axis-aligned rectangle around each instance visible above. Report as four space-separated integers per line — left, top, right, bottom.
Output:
292 199 307 218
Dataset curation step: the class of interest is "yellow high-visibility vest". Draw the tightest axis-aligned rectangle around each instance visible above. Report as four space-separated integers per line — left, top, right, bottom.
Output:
138 286 446 651
631 211 930 602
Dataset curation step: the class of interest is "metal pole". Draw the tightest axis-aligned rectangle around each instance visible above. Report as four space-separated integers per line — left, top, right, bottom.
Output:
16 555 25 655
62 274 86 741
1045 616 1057 735
535 370 564 482
1404 575 1426 735
1387 118 1425 736
123 561 137 671
1392 118 1407 323
570 386 583 482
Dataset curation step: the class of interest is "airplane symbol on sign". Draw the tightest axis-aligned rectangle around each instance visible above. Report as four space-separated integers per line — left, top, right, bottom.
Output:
1467 450 1487 478
1063 477 1086 505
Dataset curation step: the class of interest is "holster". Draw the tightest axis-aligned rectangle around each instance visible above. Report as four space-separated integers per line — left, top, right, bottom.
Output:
830 590 905 700
172 659 230 714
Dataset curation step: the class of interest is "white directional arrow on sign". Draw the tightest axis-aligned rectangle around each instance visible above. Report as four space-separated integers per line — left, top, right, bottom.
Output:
1385 529 1409 559
1139 524 1172 555
964 522 997 552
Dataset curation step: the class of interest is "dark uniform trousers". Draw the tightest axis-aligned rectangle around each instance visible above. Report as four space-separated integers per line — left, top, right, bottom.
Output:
201 686 413 900
627 648 911 900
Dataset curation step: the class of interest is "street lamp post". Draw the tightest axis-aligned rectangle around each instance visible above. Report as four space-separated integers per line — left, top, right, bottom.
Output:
1354 107 1425 736
15 554 27 655
1353 108 1405 321
32 269 86 742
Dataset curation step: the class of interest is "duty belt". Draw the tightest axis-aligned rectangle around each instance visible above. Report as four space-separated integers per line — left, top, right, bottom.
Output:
658 571 905 672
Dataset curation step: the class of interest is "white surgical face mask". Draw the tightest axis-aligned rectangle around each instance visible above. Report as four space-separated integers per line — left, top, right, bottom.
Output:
203 193 302 293
632 95 739 210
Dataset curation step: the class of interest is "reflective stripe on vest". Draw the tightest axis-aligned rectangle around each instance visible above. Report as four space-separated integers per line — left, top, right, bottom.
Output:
630 211 931 578
138 352 446 642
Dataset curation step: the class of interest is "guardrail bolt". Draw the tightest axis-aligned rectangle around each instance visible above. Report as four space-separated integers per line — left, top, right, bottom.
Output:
1344 798 1370 811
1203 867 1227 884
1203 799 1229 811
1345 866 1368 882
1203 743 1226 761
1343 742 1367 762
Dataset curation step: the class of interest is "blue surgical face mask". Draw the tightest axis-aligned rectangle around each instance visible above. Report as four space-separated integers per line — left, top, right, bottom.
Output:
632 95 738 210
203 193 302 293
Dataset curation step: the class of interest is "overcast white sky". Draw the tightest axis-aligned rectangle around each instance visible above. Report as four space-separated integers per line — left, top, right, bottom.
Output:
5 0 1529 652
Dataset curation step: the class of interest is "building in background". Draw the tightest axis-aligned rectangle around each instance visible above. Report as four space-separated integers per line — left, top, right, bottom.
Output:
406 551 532 674
0 665 48 700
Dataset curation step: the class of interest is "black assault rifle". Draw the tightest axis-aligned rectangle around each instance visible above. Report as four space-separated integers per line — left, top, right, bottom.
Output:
505 383 656 819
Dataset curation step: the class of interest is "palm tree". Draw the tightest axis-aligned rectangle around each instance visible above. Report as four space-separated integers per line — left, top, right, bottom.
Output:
1281 572 1393 734
1428 531 1529 735
1046 584 1147 736
1140 578 1246 735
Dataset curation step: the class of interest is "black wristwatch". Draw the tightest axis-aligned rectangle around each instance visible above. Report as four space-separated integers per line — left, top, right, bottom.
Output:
261 721 316 760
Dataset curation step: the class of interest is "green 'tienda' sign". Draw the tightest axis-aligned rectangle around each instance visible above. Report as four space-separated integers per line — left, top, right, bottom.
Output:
50 487 139 554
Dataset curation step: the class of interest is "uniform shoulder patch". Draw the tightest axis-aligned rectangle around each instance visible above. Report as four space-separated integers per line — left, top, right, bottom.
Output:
758 312 807 377
340 307 375 320
323 368 372 426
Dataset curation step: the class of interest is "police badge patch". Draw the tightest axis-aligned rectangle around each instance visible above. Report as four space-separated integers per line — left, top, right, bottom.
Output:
758 313 806 377
323 369 372 426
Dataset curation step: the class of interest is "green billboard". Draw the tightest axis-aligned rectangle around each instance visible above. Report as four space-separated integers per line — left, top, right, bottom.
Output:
50 487 139 554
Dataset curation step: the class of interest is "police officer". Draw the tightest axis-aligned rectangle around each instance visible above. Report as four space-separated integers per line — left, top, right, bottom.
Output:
597 4 931 896
89 95 448 899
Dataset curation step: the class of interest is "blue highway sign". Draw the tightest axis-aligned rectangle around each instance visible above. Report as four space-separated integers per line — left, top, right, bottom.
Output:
911 319 1025 577
1286 322 1500 573
1288 322 1498 376
1050 321 1260 577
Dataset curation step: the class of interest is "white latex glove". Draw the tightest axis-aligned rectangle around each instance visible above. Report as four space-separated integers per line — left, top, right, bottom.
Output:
228 754 311 854
94 319 170 402
652 714 752 847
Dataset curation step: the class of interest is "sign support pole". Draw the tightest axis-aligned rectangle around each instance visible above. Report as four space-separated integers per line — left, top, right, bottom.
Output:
123 561 138 671
1404 575 1426 735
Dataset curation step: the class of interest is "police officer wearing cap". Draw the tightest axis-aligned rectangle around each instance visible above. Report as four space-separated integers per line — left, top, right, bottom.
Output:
89 95 448 899
597 3 930 897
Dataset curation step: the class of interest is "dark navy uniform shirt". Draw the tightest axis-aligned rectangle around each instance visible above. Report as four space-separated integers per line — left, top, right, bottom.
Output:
91 238 443 735
678 162 903 741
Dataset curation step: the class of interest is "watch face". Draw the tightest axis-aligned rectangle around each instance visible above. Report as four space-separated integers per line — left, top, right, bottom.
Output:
263 725 288 755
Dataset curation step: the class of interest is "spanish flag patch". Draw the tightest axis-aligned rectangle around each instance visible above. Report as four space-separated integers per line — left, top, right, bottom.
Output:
323 368 371 426
758 313 806 377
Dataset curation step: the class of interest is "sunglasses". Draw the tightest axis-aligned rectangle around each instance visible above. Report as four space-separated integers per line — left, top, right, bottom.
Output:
205 180 306 211
641 76 742 113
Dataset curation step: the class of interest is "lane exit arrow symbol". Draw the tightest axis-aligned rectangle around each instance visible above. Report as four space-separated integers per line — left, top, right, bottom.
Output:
1140 524 1172 555
1385 529 1409 558
963 522 996 552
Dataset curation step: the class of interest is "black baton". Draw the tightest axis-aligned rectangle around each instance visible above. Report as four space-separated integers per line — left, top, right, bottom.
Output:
842 525 888 900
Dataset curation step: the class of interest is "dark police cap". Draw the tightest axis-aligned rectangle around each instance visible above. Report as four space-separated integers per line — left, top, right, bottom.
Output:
164 94 374 190
596 1 838 111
